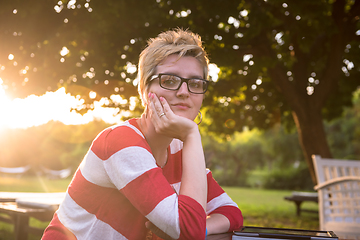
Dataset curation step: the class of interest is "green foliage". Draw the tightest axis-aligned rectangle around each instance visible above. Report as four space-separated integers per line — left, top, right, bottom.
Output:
203 124 304 187
326 88 360 159
261 125 303 169
200 0 360 133
0 120 110 170
204 130 261 186
262 163 314 191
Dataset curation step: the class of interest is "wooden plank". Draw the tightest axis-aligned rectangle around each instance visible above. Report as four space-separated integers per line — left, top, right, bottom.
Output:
14 213 29 240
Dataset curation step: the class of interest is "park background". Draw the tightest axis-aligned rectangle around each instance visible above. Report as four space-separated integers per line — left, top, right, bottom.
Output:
1 90 360 189
0 0 360 239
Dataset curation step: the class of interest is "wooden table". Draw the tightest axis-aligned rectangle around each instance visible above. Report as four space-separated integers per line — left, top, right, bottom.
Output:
0 192 65 240
207 232 233 239
207 232 347 240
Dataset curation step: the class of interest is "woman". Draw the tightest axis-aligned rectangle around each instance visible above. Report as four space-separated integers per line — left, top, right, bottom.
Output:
42 29 243 240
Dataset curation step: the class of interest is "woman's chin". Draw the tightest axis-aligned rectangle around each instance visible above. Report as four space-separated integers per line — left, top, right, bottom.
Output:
173 112 196 121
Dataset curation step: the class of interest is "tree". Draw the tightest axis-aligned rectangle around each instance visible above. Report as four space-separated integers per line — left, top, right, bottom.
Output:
1 0 359 183
185 0 360 183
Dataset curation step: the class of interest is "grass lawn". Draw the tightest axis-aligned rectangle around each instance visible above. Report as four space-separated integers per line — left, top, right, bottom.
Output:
223 187 318 230
0 176 319 239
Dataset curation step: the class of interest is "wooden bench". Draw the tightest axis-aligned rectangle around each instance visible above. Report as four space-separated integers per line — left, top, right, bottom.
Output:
284 191 318 216
312 155 360 239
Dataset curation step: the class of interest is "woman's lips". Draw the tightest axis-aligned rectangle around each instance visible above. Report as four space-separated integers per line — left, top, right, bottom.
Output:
172 103 190 110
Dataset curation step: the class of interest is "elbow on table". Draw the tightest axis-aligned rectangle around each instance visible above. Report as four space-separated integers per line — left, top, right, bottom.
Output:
178 226 206 240
225 209 243 233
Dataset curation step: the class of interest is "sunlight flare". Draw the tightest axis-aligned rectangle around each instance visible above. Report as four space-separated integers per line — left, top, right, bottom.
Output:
0 86 123 129
0 78 12 130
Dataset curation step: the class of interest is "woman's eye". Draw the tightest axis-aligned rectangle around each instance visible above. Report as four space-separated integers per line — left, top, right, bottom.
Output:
189 80 202 88
164 79 176 85
161 75 180 87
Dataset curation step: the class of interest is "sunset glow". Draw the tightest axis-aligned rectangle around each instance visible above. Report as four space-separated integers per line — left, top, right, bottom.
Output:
0 83 123 130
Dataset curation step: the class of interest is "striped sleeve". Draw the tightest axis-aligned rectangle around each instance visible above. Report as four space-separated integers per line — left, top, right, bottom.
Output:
42 212 77 240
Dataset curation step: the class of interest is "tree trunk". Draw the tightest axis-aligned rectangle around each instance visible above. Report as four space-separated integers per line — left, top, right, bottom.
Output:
291 107 332 184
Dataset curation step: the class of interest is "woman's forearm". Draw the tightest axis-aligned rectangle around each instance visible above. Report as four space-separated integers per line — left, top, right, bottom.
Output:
206 214 230 235
179 129 207 211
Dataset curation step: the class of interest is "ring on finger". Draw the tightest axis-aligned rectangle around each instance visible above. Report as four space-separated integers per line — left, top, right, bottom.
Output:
159 112 165 117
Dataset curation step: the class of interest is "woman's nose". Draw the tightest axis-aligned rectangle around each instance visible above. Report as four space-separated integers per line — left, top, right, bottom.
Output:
176 82 190 97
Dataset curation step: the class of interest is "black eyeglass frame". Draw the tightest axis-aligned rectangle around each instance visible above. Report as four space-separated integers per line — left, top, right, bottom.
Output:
149 73 209 94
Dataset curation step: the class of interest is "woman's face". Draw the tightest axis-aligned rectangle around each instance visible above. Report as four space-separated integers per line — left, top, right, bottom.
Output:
148 55 205 121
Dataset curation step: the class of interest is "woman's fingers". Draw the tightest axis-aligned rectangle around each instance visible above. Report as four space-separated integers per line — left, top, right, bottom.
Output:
148 93 167 121
149 93 162 115
159 96 175 118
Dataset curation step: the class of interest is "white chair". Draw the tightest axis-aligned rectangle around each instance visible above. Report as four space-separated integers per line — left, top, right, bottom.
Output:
312 155 360 239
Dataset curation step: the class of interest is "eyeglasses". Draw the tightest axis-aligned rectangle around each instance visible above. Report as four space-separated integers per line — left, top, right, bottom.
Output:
149 74 209 94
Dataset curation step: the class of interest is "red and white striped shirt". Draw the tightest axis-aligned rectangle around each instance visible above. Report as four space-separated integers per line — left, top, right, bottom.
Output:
42 119 243 240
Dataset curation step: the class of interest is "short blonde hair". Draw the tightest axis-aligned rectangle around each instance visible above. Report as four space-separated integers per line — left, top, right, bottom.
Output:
138 28 209 106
